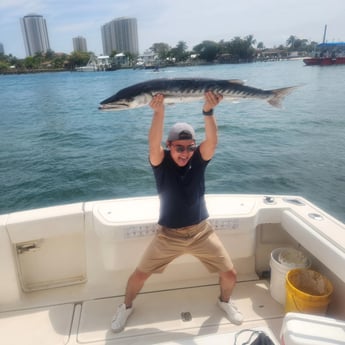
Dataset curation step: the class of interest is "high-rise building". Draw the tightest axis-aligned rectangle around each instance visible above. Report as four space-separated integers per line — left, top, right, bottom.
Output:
0 43 4 55
73 36 88 52
101 17 139 56
20 14 51 57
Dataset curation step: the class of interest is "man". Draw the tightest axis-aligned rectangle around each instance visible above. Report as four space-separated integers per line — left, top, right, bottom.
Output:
111 91 243 332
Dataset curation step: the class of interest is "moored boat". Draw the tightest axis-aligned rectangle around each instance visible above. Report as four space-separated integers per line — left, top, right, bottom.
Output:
303 42 345 66
1 194 345 344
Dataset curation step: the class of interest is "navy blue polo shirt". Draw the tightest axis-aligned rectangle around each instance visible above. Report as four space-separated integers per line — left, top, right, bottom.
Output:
152 147 210 228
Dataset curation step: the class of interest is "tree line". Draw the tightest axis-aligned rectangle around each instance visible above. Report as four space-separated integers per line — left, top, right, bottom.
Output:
150 35 317 63
0 35 318 73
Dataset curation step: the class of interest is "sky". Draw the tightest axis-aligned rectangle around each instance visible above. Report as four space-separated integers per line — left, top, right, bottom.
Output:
1 0 345 58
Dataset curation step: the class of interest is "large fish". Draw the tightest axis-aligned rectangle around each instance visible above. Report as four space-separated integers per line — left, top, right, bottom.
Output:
99 78 296 111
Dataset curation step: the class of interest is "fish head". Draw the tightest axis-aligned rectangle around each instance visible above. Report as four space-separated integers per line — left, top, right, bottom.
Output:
99 92 152 111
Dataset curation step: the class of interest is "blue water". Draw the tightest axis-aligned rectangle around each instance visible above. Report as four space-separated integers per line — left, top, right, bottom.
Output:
1 61 345 222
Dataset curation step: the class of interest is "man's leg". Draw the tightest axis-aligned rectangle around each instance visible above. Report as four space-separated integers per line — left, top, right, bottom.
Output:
125 269 151 307
218 268 243 325
219 268 237 303
186 222 244 325
111 269 151 332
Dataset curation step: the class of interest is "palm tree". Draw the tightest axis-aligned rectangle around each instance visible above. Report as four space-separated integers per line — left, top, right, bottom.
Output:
286 35 297 49
245 35 256 47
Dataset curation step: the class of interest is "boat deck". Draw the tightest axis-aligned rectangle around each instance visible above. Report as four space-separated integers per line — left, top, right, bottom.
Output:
4 194 345 344
0 279 284 345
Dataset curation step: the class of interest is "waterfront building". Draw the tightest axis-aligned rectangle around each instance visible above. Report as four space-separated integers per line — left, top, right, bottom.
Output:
73 36 88 52
101 17 139 56
20 14 51 57
0 43 4 54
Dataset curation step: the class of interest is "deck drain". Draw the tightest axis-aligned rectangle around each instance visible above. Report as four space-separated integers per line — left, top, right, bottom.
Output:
181 311 192 322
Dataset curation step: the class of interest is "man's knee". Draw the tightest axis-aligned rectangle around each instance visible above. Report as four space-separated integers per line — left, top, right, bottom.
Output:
220 268 237 282
131 269 151 283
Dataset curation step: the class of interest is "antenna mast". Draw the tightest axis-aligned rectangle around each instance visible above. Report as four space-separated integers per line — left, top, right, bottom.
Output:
322 25 327 43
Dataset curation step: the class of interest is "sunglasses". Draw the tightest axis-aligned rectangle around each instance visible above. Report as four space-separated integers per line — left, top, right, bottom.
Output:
170 144 197 153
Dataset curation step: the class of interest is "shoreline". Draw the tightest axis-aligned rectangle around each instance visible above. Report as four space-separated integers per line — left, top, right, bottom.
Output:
1 58 300 76
0 68 68 75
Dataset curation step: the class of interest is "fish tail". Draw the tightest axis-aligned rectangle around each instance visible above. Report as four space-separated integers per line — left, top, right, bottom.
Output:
268 86 298 108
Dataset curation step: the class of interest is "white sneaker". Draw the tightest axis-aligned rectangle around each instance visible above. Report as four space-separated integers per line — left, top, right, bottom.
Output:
217 299 243 325
111 303 133 332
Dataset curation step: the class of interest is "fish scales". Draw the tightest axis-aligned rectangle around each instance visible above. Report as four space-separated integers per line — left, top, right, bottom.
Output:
99 78 297 111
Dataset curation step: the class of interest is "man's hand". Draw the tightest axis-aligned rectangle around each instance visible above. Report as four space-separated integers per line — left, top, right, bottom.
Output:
149 94 165 113
203 91 223 113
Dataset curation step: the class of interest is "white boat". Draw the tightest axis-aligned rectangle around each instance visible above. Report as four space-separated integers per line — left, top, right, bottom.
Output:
75 64 98 72
75 54 111 72
75 55 98 72
1 194 345 344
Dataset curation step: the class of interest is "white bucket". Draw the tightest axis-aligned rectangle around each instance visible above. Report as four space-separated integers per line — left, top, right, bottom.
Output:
269 248 311 304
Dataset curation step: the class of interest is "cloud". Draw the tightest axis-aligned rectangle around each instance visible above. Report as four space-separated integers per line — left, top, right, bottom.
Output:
1 0 345 57
0 0 45 13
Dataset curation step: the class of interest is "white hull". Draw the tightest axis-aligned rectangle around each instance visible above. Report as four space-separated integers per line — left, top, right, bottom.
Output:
75 65 98 72
1 194 345 344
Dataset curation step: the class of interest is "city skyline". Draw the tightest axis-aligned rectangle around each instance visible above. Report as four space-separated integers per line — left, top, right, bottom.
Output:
20 14 50 57
73 36 87 53
101 17 139 56
13 14 139 58
1 1 345 58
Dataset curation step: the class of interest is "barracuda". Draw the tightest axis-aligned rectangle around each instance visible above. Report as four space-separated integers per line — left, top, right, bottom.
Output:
99 78 296 111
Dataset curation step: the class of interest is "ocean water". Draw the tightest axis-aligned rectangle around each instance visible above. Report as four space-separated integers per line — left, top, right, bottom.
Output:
1 61 345 222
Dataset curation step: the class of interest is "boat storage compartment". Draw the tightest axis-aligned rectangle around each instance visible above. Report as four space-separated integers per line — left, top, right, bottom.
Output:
92 196 258 283
6 203 87 291
280 312 345 345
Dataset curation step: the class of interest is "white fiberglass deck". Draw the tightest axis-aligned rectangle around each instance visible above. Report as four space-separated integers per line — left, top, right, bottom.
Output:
0 280 284 345
2 194 345 344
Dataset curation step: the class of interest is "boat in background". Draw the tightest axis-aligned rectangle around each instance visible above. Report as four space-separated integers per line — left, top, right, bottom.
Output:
75 54 112 72
1 194 345 344
303 42 345 66
303 25 345 66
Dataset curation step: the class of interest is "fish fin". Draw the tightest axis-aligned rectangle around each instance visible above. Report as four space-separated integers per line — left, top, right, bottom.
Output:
228 79 244 85
268 85 299 108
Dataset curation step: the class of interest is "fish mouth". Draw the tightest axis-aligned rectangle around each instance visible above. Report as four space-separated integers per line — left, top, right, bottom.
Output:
98 103 130 111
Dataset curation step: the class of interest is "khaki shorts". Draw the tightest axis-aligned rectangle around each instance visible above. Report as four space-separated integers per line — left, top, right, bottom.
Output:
137 220 234 274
